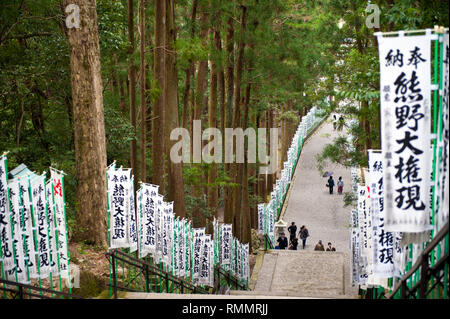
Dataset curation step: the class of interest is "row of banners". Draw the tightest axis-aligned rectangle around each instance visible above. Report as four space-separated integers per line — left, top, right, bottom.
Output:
350 30 449 288
107 164 250 287
257 107 322 244
0 155 70 285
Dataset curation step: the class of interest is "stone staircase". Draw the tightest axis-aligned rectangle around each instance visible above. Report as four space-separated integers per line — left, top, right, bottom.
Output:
230 250 359 299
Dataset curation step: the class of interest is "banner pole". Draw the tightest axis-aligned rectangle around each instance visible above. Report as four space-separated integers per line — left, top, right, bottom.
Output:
60 171 72 297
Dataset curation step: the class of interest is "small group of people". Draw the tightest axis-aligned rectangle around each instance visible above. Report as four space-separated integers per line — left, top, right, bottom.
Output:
314 240 336 251
332 114 345 131
326 175 344 195
276 223 309 250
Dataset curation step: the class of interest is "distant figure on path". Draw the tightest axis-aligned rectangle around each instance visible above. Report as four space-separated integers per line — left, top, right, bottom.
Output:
288 237 298 250
337 176 344 195
299 225 309 249
327 176 335 194
276 232 288 250
314 240 325 251
333 114 337 130
288 222 297 243
326 242 336 251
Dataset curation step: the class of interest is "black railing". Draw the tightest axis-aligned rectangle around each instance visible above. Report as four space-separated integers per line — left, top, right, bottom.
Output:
387 222 449 299
213 265 248 293
0 277 82 299
264 234 275 250
106 249 210 298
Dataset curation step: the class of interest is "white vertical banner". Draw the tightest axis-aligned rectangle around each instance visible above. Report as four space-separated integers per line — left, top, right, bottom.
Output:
45 181 59 275
7 179 27 283
377 32 433 232
108 167 130 249
369 151 395 277
268 207 275 244
18 177 37 278
173 218 179 276
357 184 368 286
0 156 15 273
209 234 214 287
128 176 137 253
30 174 51 278
50 168 69 279
185 221 191 277
436 32 449 232
199 234 211 286
136 188 144 257
179 219 185 277
221 224 232 265
139 184 158 258
350 227 360 286
192 228 204 280
155 194 164 263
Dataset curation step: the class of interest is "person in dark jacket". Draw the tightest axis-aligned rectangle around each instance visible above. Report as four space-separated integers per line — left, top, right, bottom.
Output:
289 237 298 250
314 240 325 251
299 225 309 249
327 176 335 194
276 233 288 250
287 222 297 243
326 242 336 251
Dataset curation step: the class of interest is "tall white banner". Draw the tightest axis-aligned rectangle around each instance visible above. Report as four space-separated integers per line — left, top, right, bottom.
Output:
30 174 51 278
369 151 395 277
128 176 138 252
108 167 131 249
436 32 449 231
45 181 59 275
192 228 204 280
221 224 232 265
50 168 69 279
18 177 37 278
7 180 27 283
377 32 433 232
0 156 15 273
257 204 264 234
138 184 158 258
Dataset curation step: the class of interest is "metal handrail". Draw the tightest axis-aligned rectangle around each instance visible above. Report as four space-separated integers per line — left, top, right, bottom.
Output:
106 249 209 297
387 222 449 299
0 277 82 299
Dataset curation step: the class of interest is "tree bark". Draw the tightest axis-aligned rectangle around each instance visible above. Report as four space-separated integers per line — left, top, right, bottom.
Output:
139 0 147 182
128 0 138 187
152 0 166 193
64 0 107 246
231 5 247 239
165 0 187 218
207 28 219 219
223 15 235 225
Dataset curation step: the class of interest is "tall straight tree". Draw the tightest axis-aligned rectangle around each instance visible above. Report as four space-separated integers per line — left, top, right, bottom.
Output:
165 0 186 218
223 14 235 225
139 0 147 182
152 0 166 192
128 0 138 187
231 5 247 237
64 0 107 246
207 27 220 218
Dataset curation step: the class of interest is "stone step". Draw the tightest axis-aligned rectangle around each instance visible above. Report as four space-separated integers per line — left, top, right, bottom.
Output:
249 250 358 298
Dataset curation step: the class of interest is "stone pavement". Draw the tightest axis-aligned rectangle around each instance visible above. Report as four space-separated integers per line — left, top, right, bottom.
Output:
240 117 359 298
